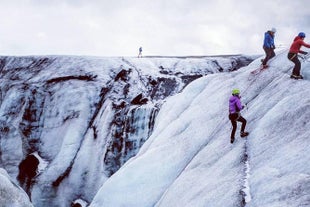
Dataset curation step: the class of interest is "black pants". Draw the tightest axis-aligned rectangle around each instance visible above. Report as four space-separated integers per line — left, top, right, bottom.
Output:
287 53 301 76
229 113 247 139
262 47 275 66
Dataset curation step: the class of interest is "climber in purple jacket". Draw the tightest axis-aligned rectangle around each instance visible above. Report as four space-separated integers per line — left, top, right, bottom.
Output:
229 89 249 144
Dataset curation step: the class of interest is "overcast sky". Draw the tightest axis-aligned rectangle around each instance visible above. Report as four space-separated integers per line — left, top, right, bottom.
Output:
0 0 309 57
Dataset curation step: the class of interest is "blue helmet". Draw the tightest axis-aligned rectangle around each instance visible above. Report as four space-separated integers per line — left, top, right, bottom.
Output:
298 32 306 38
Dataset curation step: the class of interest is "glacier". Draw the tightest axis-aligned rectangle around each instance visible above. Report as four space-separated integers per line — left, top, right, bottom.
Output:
0 51 309 207
0 168 33 207
0 55 253 206
90 51 310 207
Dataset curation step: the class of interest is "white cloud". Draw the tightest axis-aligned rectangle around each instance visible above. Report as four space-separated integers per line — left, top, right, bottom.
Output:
0 0 309 56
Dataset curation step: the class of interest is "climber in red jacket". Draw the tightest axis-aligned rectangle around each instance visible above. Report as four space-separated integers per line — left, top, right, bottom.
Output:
287 32 310 79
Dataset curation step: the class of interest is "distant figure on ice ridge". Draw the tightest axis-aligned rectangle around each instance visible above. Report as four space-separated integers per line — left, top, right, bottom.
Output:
228 89 249 144
138 47 143 58
262 27 276 68
288 32 310 80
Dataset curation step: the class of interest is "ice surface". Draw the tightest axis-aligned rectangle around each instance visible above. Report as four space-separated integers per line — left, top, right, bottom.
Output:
2 51 309 207
0 168 33 207
0 55 250 206
90 50 310 207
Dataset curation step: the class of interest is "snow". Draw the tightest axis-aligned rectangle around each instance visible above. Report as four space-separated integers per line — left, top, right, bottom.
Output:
90 50 310 207
1 50 309 207
1 54 250 206
0 168 33 207
72 198 88 207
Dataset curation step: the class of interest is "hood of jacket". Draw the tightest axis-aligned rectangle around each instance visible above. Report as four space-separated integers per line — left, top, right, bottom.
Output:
293 36 302 42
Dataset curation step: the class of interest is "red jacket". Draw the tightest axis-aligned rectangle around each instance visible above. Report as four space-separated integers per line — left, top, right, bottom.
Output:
289 36 310 54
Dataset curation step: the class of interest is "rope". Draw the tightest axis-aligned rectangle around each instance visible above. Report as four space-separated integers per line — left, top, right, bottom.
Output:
298 53 310 62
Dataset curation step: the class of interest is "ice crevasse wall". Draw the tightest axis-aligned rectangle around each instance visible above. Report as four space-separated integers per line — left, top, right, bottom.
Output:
0 55 252 206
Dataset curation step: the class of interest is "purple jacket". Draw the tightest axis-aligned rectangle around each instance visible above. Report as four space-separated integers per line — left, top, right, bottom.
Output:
229 95 242 114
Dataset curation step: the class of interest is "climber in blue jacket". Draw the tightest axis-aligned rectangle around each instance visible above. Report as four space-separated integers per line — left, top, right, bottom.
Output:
262 27 276 68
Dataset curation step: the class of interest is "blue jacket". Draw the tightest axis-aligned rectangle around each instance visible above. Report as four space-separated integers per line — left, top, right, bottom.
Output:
263 32 275 48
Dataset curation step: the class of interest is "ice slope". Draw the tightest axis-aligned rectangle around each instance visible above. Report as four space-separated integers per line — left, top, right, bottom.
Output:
0 168 33 207
90 50 310 207
0 55 251 206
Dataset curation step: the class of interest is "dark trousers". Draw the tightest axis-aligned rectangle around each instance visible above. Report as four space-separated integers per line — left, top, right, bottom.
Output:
229 113 247 139
288 53 301 76
262 47 275 66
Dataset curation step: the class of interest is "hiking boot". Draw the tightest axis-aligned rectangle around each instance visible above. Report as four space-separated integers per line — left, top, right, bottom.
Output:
231 137 235 144
290 74 303 79
240 132 249 138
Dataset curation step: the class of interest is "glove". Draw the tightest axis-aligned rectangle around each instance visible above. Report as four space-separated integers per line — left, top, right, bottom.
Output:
300 51 308 55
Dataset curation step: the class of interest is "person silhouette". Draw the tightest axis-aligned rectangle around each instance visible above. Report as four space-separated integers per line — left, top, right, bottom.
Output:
138 47 143 58
228 89 249 144
288 32 310 79
262 27 276 68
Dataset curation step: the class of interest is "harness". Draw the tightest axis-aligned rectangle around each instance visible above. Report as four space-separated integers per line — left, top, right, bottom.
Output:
289 53 297 60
